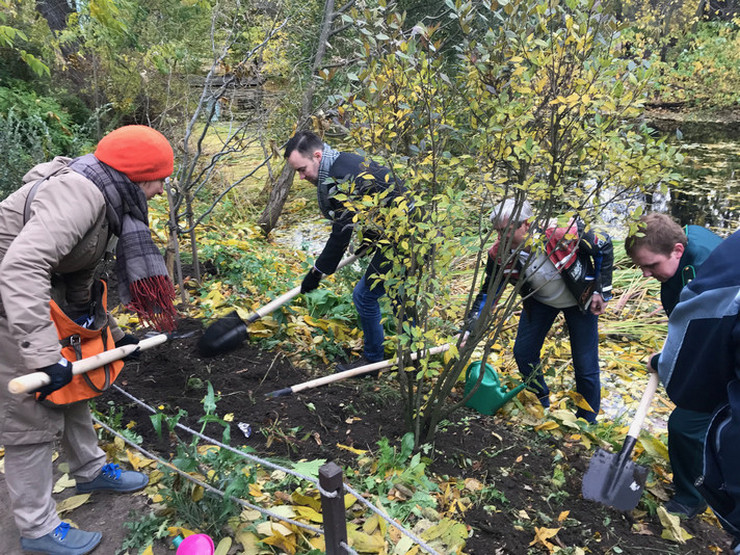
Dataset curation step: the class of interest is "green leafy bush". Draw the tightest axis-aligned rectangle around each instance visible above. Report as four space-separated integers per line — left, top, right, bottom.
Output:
651 21 740 108
0 84 90 200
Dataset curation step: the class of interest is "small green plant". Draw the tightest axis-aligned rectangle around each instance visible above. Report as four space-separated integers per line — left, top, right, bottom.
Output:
152 384 257 538
117 511 169 555
260 416 302 456
91 400 143 444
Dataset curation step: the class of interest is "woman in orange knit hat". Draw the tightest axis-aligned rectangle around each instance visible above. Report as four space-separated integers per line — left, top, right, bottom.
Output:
0 125 177 554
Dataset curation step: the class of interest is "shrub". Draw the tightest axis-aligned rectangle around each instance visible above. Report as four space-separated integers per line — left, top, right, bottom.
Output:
0 84 91 200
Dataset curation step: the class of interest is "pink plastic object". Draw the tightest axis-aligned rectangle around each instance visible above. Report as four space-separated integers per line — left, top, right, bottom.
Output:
174 533 215 555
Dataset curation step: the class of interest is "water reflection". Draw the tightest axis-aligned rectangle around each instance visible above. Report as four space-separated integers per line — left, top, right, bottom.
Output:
652 119 740 234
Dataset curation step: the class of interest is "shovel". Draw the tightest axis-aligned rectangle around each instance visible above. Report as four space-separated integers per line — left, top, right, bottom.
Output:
8 333 170 394
265 343 451 397
582 371 659 511
198 251 362 356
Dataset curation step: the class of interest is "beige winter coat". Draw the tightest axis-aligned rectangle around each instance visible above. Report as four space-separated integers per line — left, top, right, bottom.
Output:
0 156 121 444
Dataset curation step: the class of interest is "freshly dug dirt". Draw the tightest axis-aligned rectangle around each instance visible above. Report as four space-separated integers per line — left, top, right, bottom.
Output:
2 314 732 554
100 317 733 554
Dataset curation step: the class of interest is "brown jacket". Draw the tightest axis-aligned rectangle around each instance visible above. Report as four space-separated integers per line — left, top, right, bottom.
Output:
0 156 125 368
0 157 125 443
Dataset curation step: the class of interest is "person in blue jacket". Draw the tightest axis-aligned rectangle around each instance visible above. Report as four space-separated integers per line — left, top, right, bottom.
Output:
284 131 404 372
626 213 723 519
645 229 740 552
467 198 613 422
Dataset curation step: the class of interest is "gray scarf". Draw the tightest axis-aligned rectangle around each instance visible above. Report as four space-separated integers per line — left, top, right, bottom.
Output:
316 143 341 220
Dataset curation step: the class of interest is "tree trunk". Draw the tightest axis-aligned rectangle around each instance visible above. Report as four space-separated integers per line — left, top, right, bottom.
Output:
257 162 296 235
166 183 187 304
256 0 338 235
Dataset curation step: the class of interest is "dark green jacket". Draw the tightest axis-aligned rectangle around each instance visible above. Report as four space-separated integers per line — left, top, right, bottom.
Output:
661 225 723 316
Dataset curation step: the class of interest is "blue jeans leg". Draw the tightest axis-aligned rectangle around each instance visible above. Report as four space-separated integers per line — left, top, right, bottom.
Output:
513 300 560 407
352 253 388 362
563 305 600 422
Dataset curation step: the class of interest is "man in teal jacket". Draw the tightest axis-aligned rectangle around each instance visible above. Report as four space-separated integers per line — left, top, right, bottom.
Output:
626 213 723 518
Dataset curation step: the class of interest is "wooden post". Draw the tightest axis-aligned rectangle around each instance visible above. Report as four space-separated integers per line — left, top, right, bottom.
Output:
319 462 348 554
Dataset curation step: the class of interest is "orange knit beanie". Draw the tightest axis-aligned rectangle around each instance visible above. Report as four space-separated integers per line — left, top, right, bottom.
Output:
94 125 174 182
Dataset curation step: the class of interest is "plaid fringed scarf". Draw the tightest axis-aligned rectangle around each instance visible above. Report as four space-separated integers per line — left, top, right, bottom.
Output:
69 154 177 331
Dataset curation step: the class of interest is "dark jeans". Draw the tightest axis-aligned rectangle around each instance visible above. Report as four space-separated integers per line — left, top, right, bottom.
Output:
513 299 600 422
668 407 712 508
352 248 392 362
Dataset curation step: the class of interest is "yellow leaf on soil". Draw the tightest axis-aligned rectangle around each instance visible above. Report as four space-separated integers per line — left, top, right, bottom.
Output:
191 485 204 502
658 507 693 543
294 505 323 523
126 448 155 471
266 505 296 519
56 494 91 514
347 528 386 551
529 526 561 549
53 473 76 493
337 443 368 455
291 491 322 511
214 537 232 555
639 434 669 460
262 529 297 554
363 513 380 534
535 420 560 431
140 545 154 555
256 521 293 537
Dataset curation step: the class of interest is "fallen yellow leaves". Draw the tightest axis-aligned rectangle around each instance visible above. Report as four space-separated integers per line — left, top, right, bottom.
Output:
657 507 693 543
529 526 561 551
56 494 91 515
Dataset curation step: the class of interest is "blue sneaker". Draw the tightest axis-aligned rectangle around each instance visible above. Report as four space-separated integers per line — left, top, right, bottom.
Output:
76 463 148 493
20 522 101 555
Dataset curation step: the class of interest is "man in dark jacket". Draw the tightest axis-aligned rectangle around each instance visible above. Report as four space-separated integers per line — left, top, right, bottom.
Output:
645 229 740 551
467 198 613 422
284 131 403 371
626 213 723 519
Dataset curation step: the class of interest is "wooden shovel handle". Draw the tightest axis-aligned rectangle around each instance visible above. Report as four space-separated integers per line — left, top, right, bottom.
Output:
245 252 362 324
8 333 168 395
268 343 451 397
626 371 659 440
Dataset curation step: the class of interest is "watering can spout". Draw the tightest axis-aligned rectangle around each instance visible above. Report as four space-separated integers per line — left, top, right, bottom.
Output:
491 383 526 411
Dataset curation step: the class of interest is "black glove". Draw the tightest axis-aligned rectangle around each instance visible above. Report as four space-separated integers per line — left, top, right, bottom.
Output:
300 267 323 294
115 333 141 361
34 358 73 401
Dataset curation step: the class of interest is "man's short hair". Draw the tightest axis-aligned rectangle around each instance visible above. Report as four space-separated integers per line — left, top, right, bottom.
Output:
625 213 687 257
490 198 533 227
283 131 324 159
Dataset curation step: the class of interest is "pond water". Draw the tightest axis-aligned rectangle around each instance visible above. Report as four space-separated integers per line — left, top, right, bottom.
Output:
649 117 740 234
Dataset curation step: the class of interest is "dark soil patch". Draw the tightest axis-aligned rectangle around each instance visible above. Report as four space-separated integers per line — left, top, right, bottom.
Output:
102 317 733 554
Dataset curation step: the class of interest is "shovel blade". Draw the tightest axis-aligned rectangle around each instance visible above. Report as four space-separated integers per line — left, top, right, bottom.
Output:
582 448 648 511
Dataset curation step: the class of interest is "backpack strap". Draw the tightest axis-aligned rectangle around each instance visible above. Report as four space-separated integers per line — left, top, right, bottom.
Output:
23 178 47 224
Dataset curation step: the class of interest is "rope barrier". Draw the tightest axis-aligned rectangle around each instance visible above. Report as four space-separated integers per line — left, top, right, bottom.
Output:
107 384 442 555
91 414 323 535
343 483 442 555
341 540 360 554
112 384 338 498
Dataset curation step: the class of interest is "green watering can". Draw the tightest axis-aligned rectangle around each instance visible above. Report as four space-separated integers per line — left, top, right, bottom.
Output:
464 361 526 415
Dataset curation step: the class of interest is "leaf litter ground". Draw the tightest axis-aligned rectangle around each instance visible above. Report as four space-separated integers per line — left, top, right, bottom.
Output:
69 315 733 554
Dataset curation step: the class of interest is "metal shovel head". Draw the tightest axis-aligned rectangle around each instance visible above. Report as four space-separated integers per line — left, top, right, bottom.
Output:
582 447 649 511
197 311 248 357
